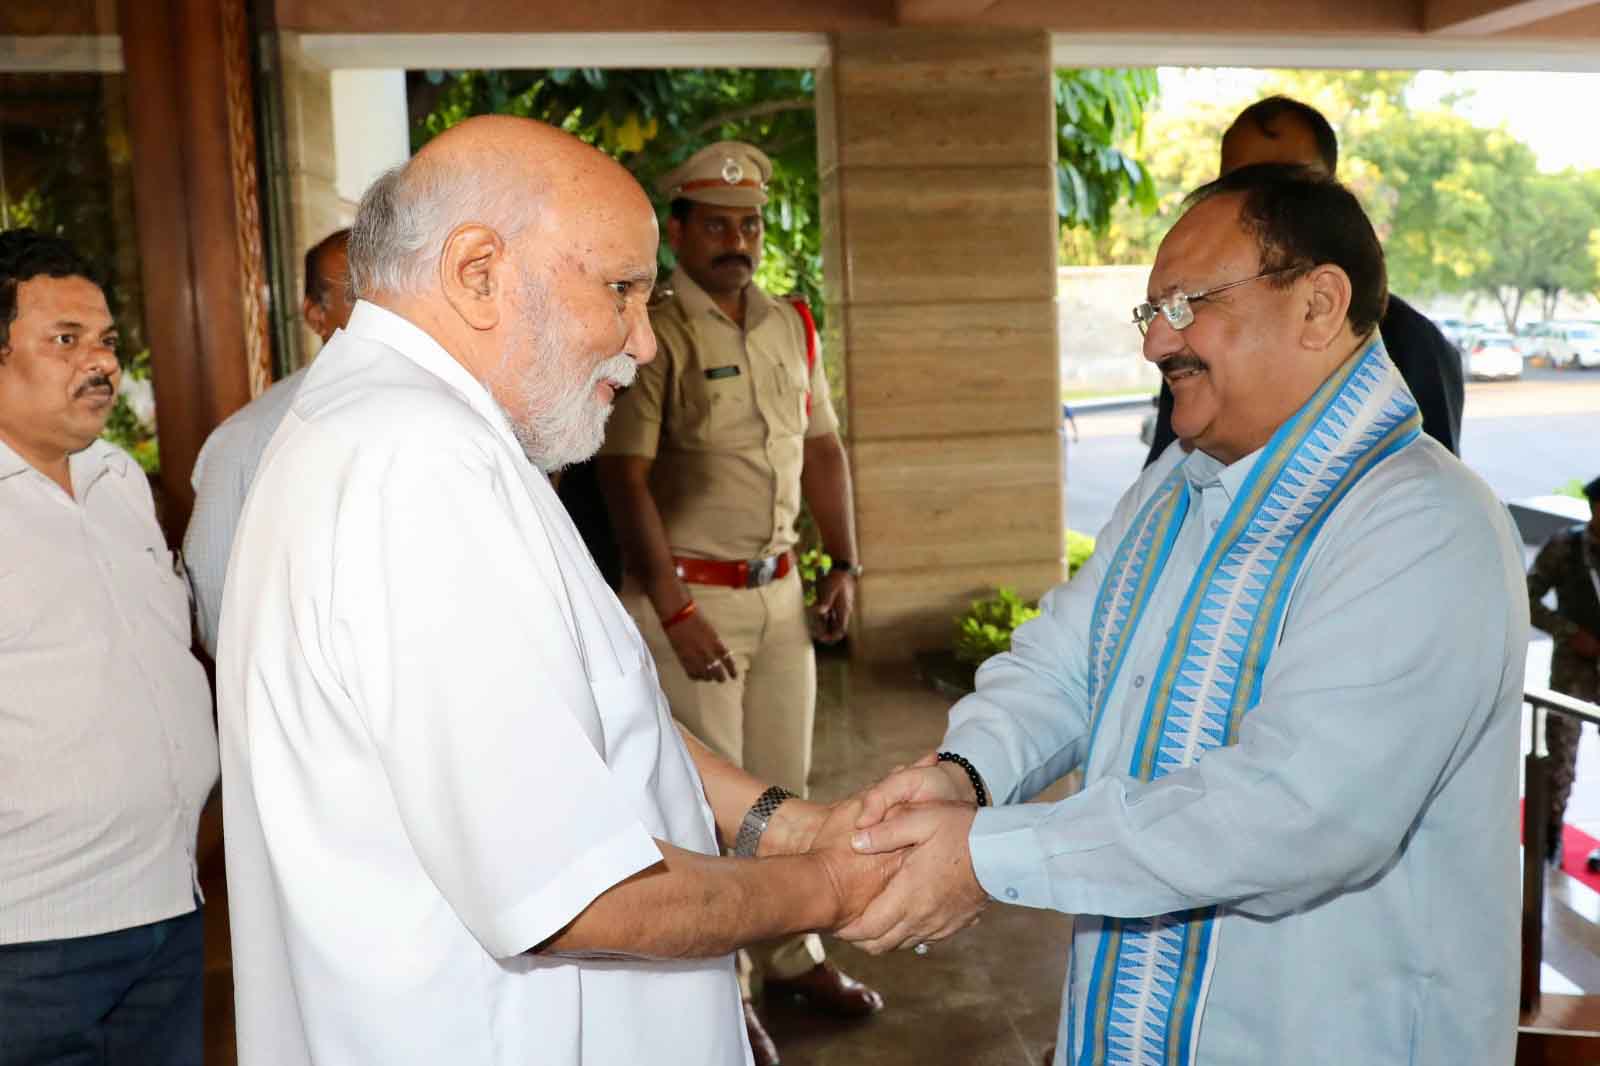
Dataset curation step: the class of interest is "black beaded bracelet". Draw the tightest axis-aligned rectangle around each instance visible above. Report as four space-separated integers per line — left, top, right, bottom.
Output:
937 751 989 807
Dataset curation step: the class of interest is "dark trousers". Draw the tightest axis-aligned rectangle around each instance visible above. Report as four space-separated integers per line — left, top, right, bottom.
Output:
0 909 203 1066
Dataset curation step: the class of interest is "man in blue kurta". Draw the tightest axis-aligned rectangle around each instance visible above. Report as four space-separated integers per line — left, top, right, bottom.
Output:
844 165 1527 1065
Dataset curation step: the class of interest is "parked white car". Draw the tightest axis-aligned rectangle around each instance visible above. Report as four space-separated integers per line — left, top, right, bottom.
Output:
1464 331 1524 380
1541 323 1600 369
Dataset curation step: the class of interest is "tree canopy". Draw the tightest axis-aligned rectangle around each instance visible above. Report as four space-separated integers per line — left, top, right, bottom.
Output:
1065 68 1600 333
409 66 1160 318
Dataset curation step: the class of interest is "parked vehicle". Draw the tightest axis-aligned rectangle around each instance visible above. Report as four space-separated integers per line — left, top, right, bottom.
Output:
1464 331 1524 380
1534 322 1600 369
1434 317 1476 352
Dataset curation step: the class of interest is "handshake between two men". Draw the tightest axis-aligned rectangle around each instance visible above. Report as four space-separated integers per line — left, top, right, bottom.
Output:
536 741 993 965
756 750 992 956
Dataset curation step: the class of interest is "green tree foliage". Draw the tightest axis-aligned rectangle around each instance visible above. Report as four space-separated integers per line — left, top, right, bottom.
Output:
411 65 1161 315
1055 69 1160 230
1066 68 1600 333
411 68 825 313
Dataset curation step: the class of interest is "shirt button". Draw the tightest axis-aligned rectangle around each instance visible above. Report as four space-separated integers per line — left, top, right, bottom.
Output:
1133 675 1145 688
1210 519 1220 531
1005 887 1019 900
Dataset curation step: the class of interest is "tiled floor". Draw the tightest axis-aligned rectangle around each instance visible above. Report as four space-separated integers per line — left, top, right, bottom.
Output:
200 636 1600 1063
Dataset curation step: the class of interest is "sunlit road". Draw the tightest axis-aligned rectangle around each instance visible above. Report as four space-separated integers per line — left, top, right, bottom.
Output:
1064 369 1600 540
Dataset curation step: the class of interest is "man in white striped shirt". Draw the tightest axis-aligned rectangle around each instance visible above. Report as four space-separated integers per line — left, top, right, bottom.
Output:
184 228 354 658
0 229 218 1065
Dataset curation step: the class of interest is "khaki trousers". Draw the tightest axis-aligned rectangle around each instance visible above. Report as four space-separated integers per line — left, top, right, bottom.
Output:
623 567 825 991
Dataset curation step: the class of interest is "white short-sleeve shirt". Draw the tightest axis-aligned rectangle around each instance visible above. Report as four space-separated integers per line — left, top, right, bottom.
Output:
0 439 217 944
184 365 306 658
217 301 750 1066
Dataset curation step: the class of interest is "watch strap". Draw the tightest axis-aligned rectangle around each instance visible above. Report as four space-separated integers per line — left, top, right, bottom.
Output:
733 785 796 857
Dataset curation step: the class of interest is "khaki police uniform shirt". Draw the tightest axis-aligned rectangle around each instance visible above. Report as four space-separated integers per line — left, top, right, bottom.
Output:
599 267 838 562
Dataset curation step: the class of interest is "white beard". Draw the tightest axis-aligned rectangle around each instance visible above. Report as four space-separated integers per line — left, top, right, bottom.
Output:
499 275 637 473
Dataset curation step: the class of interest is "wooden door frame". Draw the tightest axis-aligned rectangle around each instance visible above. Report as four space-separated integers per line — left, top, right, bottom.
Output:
118 0 271 542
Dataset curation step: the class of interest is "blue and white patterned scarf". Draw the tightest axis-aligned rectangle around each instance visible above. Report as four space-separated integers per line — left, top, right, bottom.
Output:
1072 338 1420 1066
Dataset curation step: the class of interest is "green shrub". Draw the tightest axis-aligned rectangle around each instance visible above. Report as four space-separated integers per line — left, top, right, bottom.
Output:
1066 529 1095 577
795 545 831 607
953 587 1040 666
1557 478 1587 501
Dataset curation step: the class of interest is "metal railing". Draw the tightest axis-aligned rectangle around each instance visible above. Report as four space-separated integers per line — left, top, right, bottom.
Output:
1522 687 1600 1019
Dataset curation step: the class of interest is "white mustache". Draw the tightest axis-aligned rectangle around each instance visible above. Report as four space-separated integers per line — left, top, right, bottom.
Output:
589 353 637 393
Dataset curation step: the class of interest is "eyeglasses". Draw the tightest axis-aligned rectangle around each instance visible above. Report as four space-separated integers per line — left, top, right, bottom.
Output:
1132 267 1298 336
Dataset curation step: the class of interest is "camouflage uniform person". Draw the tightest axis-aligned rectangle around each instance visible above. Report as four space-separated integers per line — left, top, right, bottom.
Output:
1528 475 1600 862
596 142 881 1066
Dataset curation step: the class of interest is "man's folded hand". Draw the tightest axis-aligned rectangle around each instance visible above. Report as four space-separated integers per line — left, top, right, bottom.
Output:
854 751 977 830
838 801 987 955
809 818 906 932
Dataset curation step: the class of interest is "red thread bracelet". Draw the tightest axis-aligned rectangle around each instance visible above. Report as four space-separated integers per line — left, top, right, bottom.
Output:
661 600 698 630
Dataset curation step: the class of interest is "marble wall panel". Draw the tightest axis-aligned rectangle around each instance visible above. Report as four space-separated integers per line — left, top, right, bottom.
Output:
841 299 1060 441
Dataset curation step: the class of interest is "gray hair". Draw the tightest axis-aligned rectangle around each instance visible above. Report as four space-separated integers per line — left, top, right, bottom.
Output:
348 149 540 299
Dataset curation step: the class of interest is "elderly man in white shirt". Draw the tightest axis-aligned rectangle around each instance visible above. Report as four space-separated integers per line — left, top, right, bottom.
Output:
217 116 898 1066
845 166 1526 1066
0 229 219 1065
184 227 354 658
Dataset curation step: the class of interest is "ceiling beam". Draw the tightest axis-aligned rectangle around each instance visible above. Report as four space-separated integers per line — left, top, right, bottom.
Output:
894 0 1002 24
1052 31 1600 72
293 31 829 70
1423 0 1600 35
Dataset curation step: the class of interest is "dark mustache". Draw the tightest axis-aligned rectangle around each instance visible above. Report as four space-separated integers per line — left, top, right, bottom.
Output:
712 254 752 269
1157 354 1206 376
74 374 115 398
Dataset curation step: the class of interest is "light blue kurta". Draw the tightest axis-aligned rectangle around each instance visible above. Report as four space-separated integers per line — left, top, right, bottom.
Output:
948 432 1528 1065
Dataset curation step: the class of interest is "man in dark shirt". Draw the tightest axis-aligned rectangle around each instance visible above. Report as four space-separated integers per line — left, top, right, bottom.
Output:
1145 96 1464 465
1528 475 1600 865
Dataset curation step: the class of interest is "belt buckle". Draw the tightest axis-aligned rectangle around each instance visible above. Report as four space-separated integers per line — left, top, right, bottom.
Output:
747 555 777 588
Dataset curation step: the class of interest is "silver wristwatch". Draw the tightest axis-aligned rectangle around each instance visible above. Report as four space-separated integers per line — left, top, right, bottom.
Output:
733 785 796 858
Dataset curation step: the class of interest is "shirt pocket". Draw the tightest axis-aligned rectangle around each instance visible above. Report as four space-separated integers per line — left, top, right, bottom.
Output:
769 356 810 437
675 359 757 448
585 652 671 828
129 544 193 646
748 332 808 439
0 567 42 644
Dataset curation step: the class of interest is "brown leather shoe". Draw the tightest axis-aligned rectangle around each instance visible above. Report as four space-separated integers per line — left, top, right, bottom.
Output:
763 961 885 1018
743 999 781 1066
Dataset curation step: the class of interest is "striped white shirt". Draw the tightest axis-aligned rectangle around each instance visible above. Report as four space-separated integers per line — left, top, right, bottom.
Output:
184 366 306 658
0 438 218 944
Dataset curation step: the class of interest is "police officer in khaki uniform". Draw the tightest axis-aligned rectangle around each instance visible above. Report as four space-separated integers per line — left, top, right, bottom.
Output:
596 142 880 1066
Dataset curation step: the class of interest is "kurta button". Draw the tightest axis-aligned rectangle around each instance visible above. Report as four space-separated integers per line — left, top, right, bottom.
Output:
1210 519 1219 531
1005 887 1019 900
1133 675 1145 688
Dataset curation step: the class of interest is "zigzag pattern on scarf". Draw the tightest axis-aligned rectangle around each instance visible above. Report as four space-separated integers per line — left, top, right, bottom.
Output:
1085 465 1189 761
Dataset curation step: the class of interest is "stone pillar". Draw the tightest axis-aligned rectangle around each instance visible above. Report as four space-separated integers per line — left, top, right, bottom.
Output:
119 0 269 536
817 28 1065 661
